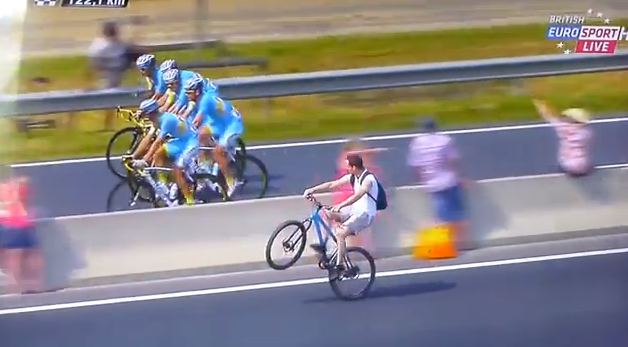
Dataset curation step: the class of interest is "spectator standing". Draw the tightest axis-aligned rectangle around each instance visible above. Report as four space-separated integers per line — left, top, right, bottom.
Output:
86 21 143 131
333 139 386 252
0 176 43 294
407 119 468 250
533 99 593 176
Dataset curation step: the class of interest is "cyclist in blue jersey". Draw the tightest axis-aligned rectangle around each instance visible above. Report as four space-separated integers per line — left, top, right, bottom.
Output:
174 73 219 120
131 58 179 159
135 54 165 99
184 76 244 196
134 99 199 206
161 68 196 113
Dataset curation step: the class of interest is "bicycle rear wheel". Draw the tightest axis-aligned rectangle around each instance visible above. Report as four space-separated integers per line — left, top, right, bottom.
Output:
106 127 143 179
232 154 269 200
328 246 376 301
265 220 308 270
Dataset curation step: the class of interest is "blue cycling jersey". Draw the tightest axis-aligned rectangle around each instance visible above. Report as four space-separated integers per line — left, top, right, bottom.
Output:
146 70 166 95
174 77 219 112
157 112 197 143
195 93 241 135
171 70 198 109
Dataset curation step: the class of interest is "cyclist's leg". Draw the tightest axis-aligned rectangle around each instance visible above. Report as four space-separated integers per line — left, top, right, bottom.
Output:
132 126 156 159
161 141 184 184
310 209 345 252
197 125 213 170
173 141 199 205
215 121 243 188
334 212 374 267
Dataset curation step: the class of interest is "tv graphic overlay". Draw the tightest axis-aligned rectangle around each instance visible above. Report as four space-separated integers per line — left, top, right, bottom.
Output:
546 8 628 54
34 0 129 7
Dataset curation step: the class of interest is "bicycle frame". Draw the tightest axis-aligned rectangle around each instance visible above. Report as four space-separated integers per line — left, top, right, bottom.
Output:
307 205 338 251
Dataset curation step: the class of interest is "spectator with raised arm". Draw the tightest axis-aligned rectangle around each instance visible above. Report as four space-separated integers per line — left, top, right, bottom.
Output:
533 99 593 177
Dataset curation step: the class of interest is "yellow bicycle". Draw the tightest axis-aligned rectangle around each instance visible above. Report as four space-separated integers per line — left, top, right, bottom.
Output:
117 156 226 209
105 106 154 179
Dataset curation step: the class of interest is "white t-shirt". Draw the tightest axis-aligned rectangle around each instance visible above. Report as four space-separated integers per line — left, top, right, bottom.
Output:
347 170 378 218
407 133 460 192
87 37 129 88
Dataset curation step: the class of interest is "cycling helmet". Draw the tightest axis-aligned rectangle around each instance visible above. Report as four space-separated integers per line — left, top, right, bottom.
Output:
135 54 156 70
159 59 178 72
163 69 179 84
184 75 204 92
138 99 159 115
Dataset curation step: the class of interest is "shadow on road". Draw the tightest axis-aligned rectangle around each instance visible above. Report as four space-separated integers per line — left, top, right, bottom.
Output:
304 281 456 304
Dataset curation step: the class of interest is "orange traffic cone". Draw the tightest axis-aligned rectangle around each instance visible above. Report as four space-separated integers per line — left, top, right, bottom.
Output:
413 225 458 260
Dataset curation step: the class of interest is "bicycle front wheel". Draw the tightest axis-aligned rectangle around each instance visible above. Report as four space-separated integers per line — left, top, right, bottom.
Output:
106 127 144 179
265 220 308 270
329 246 376 301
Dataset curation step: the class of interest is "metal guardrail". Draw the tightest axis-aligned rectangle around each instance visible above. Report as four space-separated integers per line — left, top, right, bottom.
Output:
3 53 627 117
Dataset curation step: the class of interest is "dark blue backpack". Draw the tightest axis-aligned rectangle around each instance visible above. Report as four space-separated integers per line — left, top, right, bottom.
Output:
350 172 388 210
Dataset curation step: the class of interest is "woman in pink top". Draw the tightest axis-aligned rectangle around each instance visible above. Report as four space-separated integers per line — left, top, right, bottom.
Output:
333 139 387 252
0 176 43 294
533 99 593 176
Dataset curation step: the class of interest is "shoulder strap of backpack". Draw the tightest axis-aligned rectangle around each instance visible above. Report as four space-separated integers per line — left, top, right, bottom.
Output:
359 172 378 202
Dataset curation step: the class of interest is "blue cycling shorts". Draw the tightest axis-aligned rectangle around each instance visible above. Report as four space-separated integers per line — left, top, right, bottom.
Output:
216 120 244 150
164 139 198 168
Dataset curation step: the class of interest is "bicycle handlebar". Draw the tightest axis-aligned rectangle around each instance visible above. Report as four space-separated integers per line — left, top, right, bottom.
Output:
304 194 332 211
116 106 151 128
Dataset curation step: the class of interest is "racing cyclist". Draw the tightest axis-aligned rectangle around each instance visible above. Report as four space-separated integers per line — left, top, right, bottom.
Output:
131 57 178 159
135 56 175 101
134 99 199 206
161 67 196 113
184 76 244 196
173 73 219 120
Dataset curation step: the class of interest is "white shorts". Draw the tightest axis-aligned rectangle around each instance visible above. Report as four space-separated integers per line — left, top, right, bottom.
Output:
338 211 374 234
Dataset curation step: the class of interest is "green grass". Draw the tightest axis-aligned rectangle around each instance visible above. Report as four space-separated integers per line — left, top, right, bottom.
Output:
9 21 628 162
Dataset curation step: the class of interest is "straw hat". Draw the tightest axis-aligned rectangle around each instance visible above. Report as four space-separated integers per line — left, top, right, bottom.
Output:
561 108 590 123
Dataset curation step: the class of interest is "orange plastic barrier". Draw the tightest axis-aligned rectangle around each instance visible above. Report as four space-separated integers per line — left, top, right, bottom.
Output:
413 225 458 260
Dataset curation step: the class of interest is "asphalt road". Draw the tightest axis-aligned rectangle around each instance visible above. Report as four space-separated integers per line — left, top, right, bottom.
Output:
1 234 628 347
13 119 628 218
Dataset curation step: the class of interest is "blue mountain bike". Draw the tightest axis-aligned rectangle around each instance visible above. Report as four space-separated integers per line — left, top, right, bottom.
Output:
264 195 376 300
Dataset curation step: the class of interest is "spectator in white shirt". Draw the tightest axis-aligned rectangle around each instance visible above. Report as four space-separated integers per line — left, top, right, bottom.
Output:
533 99 593 176
407 118 468 248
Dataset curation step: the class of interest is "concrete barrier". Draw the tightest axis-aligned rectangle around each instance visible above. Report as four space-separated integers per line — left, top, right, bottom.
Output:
40 167 628 286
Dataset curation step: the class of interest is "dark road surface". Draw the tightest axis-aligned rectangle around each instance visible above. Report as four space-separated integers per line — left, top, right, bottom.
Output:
12 118 628 217
2 234 628 347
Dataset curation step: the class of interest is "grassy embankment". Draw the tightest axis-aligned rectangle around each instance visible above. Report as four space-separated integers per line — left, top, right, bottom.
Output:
10 21 628 161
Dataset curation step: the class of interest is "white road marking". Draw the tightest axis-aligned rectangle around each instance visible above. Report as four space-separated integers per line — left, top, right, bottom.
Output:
1 247 626 315
10 117 628 168
53 162 628 220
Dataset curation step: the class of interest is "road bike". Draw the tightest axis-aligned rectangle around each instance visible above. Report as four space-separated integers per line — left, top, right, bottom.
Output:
105 107 153 179
264 195 376 301
120 156 226 208
198 141 268 200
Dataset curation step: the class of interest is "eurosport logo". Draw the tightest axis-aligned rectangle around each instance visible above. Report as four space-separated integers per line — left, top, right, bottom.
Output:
546 8 628 54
